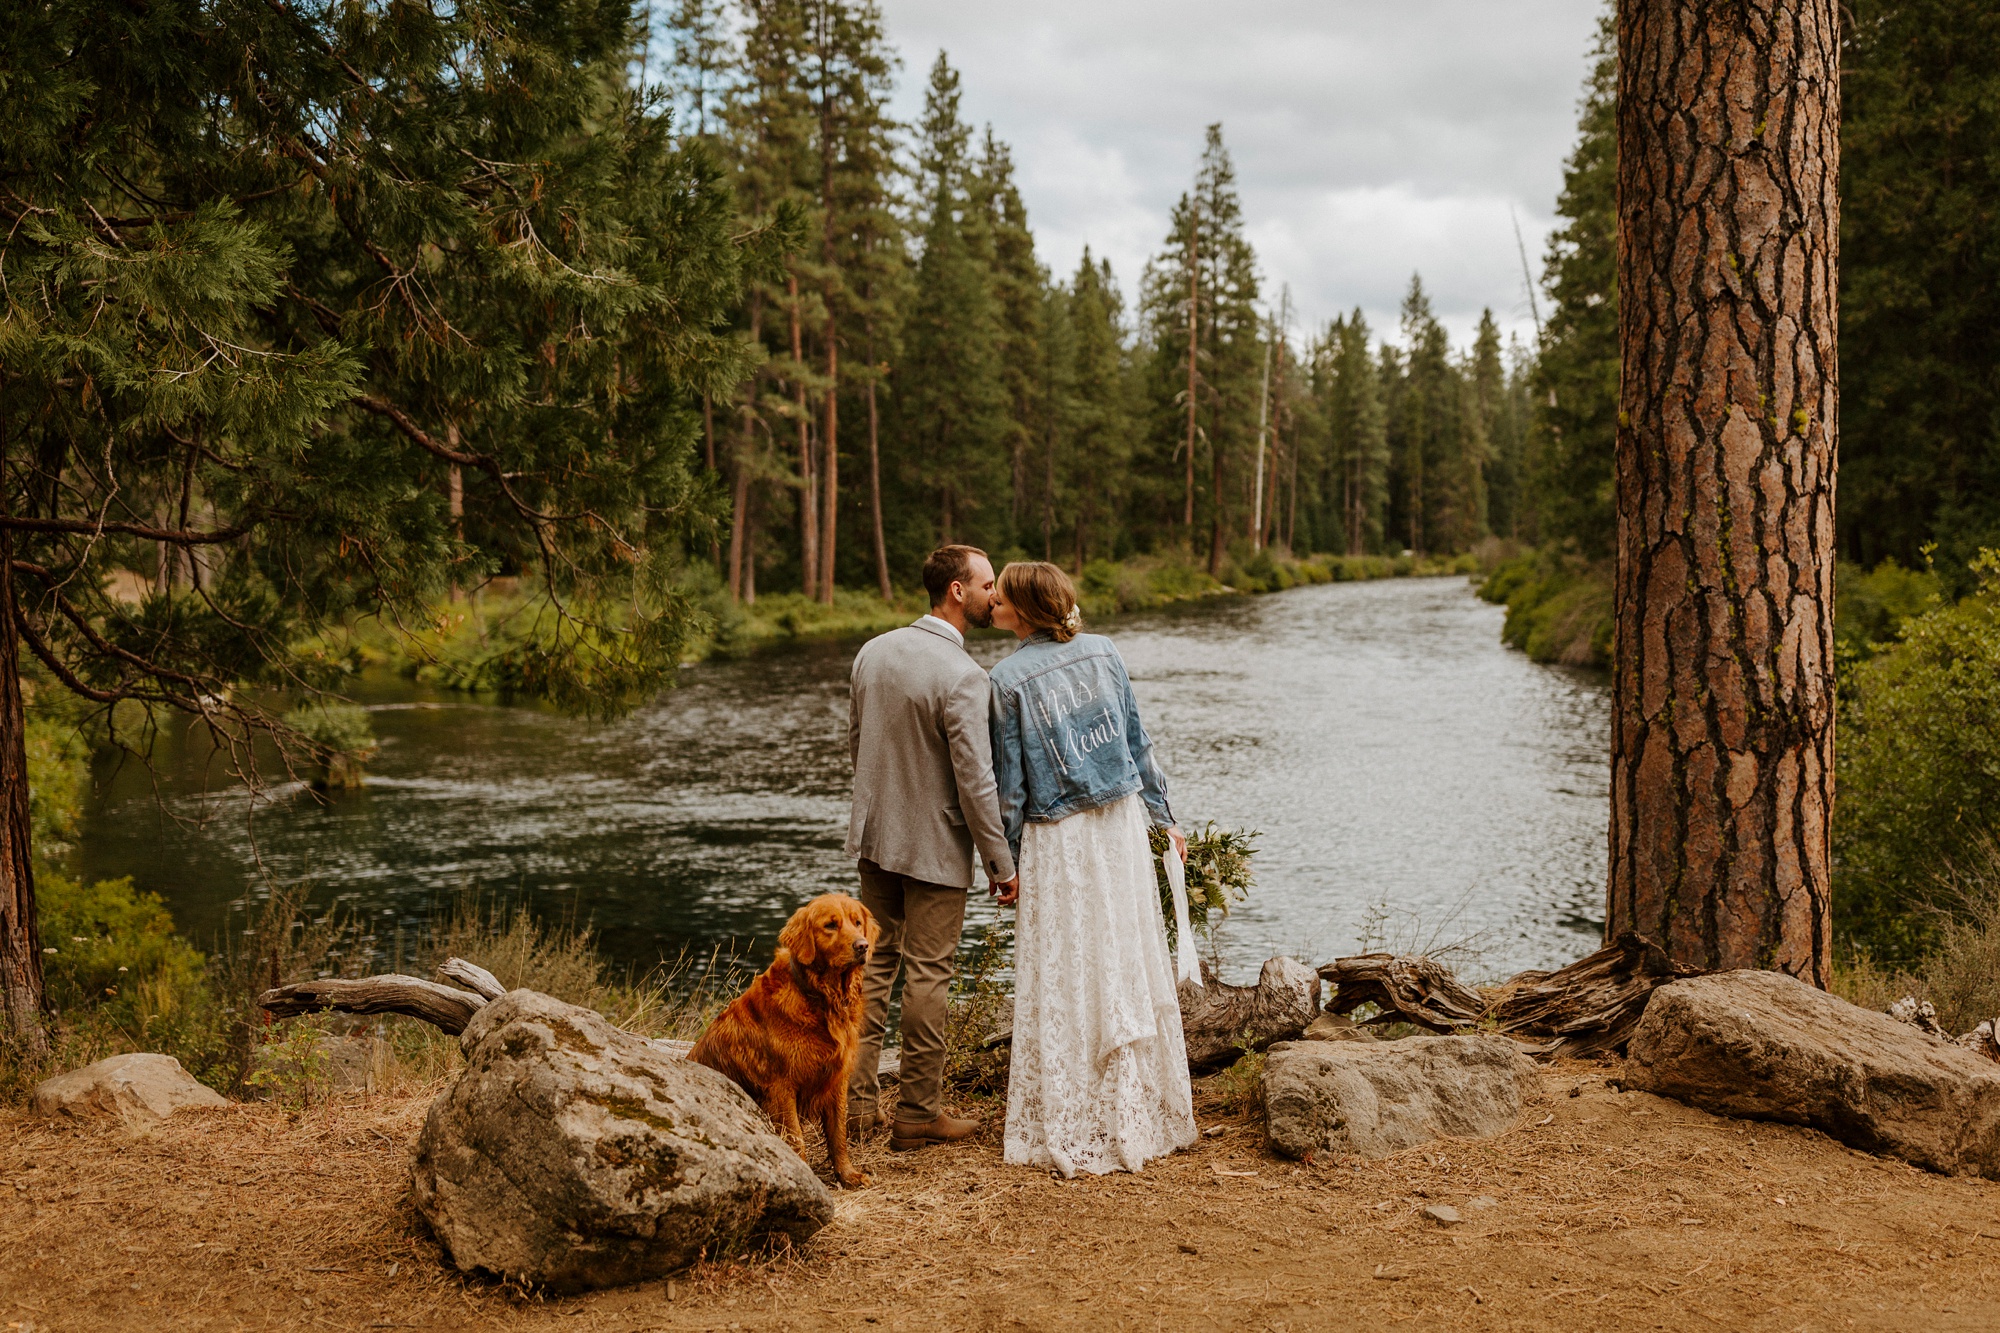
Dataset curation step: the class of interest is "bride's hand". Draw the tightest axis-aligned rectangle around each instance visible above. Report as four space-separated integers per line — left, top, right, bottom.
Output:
1168 826 1187 864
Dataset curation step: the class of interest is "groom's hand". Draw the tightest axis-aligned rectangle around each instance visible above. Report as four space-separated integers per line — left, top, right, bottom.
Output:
991 874 1019 907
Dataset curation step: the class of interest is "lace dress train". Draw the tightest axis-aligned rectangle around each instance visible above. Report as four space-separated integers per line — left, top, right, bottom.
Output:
1004 793 1198 1177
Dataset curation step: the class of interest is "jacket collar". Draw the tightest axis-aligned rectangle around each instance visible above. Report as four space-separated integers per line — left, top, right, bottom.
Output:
912 614 965 647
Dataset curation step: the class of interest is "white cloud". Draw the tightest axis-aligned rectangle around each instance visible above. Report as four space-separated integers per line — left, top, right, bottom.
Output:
875 0 1604 349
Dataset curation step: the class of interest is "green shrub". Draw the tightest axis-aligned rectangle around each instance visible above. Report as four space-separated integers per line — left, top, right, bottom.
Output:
1478 548 1613 669
29 872 228 1087
1835 553 2000 963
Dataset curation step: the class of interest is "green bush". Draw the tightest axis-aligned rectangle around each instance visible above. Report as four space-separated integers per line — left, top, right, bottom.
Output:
1478 547 1613 669
1835 553 2000 963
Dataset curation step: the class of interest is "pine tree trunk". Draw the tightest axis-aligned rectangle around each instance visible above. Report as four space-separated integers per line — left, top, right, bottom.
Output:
1207 449 1225 577
446 424 464 604
0 522 47 1050
818 329 838 604
788 273 817 597
703 392 720 570
866 376 890 601
1609 0 1838 984
728 453 751 604
1184 218 1199 535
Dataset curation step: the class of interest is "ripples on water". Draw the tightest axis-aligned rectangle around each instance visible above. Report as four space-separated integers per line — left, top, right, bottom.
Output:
73 577 1608 981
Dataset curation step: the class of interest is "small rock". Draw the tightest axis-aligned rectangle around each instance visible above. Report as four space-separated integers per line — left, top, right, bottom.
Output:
1202 1125 1229 1138
1467 1195 1499 1211
1262 1034 1541 1161
30 1053 228 1124
1423 1204 1463 1227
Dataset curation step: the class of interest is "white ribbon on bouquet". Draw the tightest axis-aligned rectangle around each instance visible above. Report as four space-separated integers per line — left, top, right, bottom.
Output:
1163 848 1202 988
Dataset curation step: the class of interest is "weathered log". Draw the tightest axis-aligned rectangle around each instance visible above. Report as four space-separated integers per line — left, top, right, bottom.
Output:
1319 953 1487 1032
1489 933 1701 1058
438 957 507 1002
258 973 487 1034
1318 934 1702 1059
1178 956 1320 1072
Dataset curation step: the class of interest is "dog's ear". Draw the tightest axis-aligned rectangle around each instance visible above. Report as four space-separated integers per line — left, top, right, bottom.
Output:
779 902 817 967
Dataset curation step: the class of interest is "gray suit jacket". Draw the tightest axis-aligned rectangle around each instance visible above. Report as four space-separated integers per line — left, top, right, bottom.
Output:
846 620 1016 889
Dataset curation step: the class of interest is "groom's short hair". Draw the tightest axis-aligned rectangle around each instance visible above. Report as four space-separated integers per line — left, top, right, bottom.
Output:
922 544 988 607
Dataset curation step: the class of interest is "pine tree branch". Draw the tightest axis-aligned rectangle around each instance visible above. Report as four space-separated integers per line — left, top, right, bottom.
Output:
0 515 249 545
12 564 220 695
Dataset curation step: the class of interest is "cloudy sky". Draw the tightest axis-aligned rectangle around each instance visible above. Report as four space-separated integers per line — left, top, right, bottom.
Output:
872 0 1605 350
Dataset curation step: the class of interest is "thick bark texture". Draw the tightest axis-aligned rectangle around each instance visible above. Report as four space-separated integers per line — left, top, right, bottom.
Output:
1611 0 1838 985
0 524 47 1047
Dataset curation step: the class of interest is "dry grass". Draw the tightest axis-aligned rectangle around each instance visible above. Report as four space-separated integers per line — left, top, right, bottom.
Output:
6 1062 2000 1331
1834 839 2000 1034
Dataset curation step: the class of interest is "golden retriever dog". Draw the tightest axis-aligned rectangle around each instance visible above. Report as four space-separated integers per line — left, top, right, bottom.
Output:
691 892 879 1187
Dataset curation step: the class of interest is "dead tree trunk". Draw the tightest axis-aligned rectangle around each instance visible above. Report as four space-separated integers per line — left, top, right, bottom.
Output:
1611 0 1839 984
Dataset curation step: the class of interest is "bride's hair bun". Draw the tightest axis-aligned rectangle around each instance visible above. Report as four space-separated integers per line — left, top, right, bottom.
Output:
998 561 1083 642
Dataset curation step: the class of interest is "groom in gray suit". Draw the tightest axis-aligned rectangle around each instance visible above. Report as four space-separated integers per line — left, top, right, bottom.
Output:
845 544 1017 1152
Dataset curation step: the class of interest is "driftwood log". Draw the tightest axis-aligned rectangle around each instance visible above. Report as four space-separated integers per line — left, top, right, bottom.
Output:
1318 933 1703 1059
258 973 490 1034
1177 956 1321 1072
1488 933 1702 1057
258 960 902 1080
1318 954 1487 1032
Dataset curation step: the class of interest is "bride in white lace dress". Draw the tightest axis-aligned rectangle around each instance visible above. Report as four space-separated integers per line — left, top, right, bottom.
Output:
987 562 1198 1177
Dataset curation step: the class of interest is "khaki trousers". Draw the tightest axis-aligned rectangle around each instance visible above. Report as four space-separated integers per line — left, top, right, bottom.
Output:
849 859 966 1124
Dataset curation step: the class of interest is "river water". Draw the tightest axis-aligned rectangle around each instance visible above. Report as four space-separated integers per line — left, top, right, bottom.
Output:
71 577 1610 981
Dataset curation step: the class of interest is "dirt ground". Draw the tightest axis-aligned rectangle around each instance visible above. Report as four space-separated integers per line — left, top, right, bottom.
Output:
5 1061 2000 1332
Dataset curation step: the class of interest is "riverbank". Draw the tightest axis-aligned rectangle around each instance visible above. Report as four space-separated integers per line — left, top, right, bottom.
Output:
346 550 1478 690
6 1060 1994 1331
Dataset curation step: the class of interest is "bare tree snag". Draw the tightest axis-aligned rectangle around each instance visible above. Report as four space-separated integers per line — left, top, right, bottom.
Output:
1611 0 1839 984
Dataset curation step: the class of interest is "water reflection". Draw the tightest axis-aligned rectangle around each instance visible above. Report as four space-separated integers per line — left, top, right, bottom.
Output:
73 577 1607 981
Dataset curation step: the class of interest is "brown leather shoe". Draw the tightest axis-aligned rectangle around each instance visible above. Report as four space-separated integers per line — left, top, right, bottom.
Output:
890 1113 979 1152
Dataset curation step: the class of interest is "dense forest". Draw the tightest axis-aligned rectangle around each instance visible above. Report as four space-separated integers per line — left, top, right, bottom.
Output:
651 1 1532 600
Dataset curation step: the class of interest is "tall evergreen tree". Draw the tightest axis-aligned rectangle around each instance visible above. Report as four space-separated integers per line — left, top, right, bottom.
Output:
896 54 1007 547
1532 7 1619 558
0 0 752 1040
1316 313 1390 556
973 133 1049 548
1842 0 2000 578
1059 253 1133 567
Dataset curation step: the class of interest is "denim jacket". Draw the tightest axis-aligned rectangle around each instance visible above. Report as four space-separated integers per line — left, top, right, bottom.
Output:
988 631 1174 862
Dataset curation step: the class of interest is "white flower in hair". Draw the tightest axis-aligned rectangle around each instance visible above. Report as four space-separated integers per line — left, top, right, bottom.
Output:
1062 604 1081 632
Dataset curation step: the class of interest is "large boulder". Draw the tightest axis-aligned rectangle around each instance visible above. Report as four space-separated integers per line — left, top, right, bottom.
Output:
1625 969 2000 1178
30 1053 228 1124
1262 1034 1540 1159
411 990 834 1292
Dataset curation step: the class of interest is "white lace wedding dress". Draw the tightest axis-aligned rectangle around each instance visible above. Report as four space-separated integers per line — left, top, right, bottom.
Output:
1004 793 1198 1177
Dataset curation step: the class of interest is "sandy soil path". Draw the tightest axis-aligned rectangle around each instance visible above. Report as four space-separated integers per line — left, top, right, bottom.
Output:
5 1063 1999 1331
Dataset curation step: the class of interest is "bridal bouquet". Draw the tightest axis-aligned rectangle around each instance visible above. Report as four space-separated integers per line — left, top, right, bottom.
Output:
1150 822 1257 948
